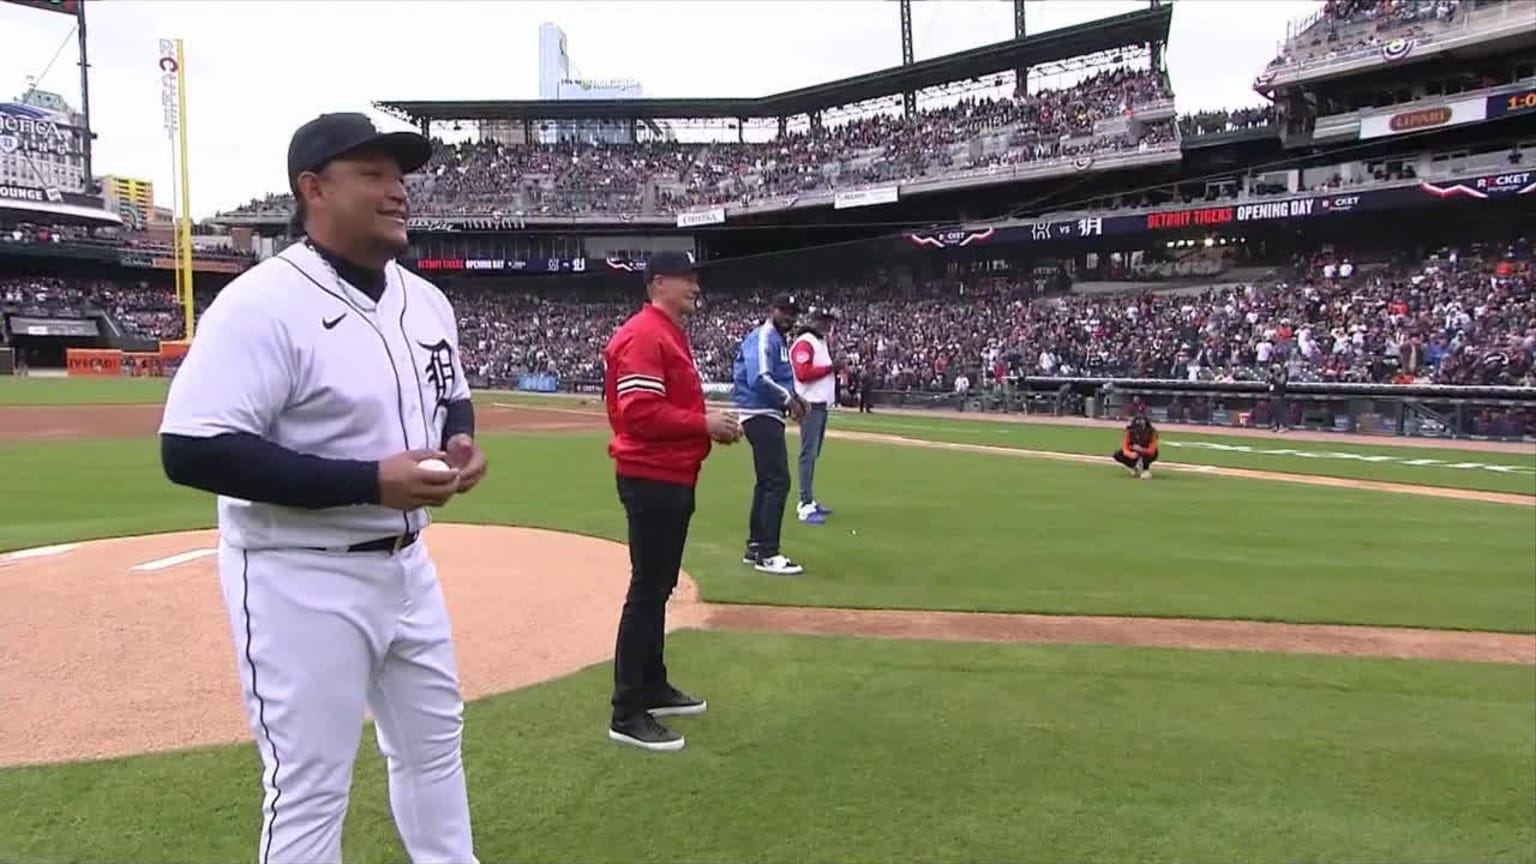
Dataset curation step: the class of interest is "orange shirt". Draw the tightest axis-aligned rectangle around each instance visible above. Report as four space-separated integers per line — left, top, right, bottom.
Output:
1122 429 1158 457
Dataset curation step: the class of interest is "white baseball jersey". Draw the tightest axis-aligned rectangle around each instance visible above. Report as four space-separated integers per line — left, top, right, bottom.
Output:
792 332 836 404
159 240 470 550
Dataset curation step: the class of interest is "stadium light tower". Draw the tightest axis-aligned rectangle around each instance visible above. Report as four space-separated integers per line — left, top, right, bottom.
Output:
894 0 1033 102
1014 0 1027 96
899 0 916 117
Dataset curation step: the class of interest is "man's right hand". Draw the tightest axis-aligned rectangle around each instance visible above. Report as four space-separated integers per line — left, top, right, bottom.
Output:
787 396 808 422
706 410 742 444
378 449 462 510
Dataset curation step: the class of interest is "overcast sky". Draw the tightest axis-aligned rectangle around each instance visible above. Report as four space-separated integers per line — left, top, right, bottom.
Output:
1 0 1318 219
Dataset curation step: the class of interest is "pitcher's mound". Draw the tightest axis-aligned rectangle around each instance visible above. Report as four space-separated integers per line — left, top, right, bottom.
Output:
0 524 699 767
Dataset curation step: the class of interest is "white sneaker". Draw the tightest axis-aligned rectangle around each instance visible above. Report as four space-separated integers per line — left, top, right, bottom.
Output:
1140 466 1153 480
754 554 804 575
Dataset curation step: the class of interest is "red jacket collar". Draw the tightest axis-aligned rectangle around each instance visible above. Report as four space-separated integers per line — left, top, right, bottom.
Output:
642 301 686 334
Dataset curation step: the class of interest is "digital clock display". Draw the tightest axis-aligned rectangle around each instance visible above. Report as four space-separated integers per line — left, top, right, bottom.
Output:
1488 87 1536 120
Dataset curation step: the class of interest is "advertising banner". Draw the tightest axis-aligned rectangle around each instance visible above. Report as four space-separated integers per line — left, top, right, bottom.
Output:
904 170 1536 250
517 373 559 393
0 103 87 169
114 251 248 275
1358 96 1486 140
1416 170 1536 199
413 257 592 274
0 182 104 211
9 316 100 337
834 186 899 210
66 349 122 377
676 207 725 228
406 216 527 232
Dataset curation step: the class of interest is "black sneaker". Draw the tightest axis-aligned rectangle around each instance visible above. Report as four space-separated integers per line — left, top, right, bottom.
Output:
647 687 707 718
608 713 685 753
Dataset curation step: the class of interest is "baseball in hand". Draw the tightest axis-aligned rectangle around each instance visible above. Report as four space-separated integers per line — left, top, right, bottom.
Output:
417 458 454 473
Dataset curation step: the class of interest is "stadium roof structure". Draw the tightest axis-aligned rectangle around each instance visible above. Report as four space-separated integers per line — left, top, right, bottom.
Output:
375 4 1171 123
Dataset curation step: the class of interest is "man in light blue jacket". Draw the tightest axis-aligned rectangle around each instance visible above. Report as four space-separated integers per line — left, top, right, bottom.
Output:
731 293 807 576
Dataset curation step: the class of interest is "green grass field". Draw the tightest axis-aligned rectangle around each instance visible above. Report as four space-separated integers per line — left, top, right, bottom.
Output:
1 377 1533 863
2 633 1531 864
4 377 1532 494
3 433 1532 631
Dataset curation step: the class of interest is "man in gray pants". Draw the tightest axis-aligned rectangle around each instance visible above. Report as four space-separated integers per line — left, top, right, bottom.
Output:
789 307 840 525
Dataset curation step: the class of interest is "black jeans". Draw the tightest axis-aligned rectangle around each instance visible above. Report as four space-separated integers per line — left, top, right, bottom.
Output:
743 415 790 558
1113 450 1159 469
612 475 695 722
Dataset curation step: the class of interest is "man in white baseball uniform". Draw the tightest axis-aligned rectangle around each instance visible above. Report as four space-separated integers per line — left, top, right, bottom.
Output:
158 112 488 864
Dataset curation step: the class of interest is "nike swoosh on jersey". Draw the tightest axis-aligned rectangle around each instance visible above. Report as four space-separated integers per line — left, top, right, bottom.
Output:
323 314 347 330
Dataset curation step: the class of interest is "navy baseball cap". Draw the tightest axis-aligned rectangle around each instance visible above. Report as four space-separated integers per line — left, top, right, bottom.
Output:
287 112 433 193
644 250 697 282
770 292 801 312
809 306 837 321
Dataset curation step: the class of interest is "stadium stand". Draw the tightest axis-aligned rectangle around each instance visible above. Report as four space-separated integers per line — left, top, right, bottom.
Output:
218 67 1175 220
7 237 1531 392
5 1 1533 439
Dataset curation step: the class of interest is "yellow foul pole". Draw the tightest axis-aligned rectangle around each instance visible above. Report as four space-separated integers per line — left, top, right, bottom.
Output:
160 37 195 341
173 39 194 341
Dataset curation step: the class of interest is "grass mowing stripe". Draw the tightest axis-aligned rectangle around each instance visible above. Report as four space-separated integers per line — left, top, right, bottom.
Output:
3 432 1531 632
0 632 1530 863
480 392 1536 496
828 411 1536 496
0 377 171 406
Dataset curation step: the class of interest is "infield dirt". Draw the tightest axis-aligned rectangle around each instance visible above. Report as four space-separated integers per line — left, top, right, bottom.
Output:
1 402 1531 766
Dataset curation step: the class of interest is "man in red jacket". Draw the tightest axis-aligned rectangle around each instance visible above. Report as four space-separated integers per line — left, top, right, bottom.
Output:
602 250 741 753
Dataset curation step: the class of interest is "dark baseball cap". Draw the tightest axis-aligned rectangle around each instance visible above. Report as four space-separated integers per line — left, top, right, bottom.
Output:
770 292 801 312
809 305 837 321
287 112 433 193
644 250 697 281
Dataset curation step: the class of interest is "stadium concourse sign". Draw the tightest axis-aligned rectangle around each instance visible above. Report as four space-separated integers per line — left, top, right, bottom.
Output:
905 170 1536 249
675 207 724 228
834 186 899 210
0 182 119 223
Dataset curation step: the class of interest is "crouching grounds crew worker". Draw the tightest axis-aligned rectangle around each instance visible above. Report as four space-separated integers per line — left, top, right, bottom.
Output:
157 112 487 864
732 292 807 576
1114 414 1160 479
791 306 840 524
603 250 742 753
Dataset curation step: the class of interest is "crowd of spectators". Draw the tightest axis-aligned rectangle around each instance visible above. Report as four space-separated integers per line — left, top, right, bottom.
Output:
1266 0 1465 70
1 275 192 340
219 67 1174 221
7 241 1531 396
3 221 257 266
1178 106 1277 137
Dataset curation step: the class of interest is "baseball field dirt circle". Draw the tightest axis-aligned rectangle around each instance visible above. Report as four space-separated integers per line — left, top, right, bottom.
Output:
0 524 700 768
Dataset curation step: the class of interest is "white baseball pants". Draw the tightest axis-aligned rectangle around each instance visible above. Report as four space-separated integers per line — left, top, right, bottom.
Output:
217 538 477 864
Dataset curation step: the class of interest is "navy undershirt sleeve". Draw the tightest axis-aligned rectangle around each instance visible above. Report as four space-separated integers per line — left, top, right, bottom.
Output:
442 398 475 447
160 432 379 509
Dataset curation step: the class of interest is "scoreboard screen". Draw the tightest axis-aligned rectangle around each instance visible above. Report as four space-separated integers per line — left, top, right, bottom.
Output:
1487 86 1536 121
3 0 79 14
